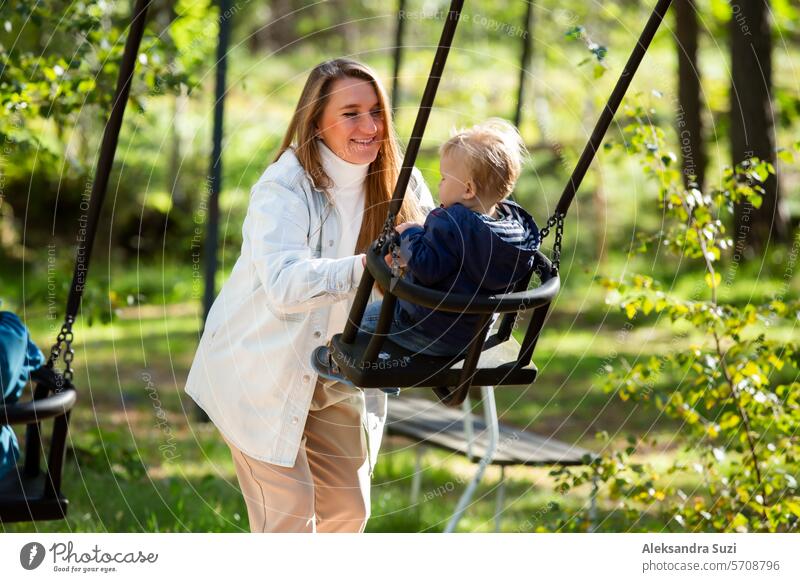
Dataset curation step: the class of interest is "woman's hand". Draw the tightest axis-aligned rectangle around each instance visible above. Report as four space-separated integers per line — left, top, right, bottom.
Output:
361 253 388 296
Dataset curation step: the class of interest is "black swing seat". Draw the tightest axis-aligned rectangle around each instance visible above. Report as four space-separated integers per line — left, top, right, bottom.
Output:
0 365 77 523
329 326 536 388
326 247 560 393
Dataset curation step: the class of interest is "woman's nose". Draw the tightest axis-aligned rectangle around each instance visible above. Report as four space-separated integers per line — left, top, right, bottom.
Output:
360 113 379 134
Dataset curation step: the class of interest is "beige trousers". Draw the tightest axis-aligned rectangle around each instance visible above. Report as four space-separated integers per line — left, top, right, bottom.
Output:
224 379 371 533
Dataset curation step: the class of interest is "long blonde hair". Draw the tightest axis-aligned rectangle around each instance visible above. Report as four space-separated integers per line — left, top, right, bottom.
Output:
275 58 424 252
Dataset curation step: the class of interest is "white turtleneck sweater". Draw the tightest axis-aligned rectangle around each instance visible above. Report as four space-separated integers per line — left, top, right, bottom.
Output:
317 139 369 340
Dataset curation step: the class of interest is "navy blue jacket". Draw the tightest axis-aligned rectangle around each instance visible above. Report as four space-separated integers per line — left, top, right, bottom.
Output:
395 200 540 354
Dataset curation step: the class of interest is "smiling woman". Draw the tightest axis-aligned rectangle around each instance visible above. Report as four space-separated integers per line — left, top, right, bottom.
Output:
316 76 384 164
274 59 425 252
184 58 434 533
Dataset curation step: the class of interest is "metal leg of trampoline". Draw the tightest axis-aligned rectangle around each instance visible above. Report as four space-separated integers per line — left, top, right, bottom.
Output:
461 393 474 460
410 445 425 506
494 465 506 532
445 385 498 533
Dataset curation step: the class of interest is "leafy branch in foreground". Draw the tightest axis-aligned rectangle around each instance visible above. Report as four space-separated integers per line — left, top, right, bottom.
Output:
551 96 799 532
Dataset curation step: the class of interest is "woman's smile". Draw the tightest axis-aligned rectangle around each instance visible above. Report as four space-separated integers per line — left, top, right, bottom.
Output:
348 135 380 154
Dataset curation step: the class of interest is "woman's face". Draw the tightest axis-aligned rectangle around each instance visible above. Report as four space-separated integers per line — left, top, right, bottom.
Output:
316 77 384 165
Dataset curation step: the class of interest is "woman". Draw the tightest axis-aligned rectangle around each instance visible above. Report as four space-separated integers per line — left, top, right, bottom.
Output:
185 59 434 533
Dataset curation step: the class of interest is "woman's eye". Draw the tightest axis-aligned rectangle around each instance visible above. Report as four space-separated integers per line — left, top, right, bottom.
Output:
343 112 358 118
371 110 382 117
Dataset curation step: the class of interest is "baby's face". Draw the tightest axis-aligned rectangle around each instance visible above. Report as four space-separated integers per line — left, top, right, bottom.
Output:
438 152 472 208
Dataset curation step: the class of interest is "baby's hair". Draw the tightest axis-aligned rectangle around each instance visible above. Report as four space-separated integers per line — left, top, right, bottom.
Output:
439 117 528 204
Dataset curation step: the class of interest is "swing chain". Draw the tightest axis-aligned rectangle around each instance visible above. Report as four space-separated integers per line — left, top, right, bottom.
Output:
376 215 395 252
47 315 75 382
538 212 565 273
376 211 404 278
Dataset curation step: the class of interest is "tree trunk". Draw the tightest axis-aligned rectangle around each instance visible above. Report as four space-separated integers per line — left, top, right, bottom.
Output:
514 1 535 130
730 0 789 254
162 2 185 207
675 0 706 190
248 0 301 52
169 88 187 206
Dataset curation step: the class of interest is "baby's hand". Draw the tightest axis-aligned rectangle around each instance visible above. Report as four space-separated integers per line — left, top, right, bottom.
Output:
395 221 420 235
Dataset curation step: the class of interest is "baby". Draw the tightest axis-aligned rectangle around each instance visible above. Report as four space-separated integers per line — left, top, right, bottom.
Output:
359 118 540 374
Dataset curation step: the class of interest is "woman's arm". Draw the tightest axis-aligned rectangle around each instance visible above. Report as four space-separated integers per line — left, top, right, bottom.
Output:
245 179 361 315
246 169 434 313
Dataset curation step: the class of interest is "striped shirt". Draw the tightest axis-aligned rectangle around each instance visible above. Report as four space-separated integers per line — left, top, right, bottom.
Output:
478 200 540 249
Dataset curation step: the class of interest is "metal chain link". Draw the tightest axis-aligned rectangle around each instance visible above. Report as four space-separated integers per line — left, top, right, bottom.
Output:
538 212 566 274
375 210 405 278
47 315 75 382
389 238 403 278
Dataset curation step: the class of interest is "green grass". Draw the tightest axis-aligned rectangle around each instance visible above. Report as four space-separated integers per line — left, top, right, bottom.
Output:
2 246 797 532
4 269 789 533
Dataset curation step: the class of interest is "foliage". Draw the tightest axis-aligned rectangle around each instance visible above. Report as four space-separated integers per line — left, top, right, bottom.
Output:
551 97 799 532
0 2 187 155
0 1 217 259
565 25 608 78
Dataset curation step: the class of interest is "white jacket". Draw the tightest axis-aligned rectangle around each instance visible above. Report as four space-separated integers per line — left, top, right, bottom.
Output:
185 148 434 468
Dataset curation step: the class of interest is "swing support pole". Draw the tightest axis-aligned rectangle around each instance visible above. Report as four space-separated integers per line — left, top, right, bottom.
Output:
329 0 675 405
341 0 465 345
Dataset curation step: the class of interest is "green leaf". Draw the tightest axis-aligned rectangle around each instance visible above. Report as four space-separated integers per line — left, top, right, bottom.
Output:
704 272 721 288
777 149 794 164
641 297 654 315
719 413 740 430
731 513 749 532
786 501 800 519
768 354 785 370
565 26 585 39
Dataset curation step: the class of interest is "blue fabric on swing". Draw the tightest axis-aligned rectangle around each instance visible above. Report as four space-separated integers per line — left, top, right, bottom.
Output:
1 311 46 480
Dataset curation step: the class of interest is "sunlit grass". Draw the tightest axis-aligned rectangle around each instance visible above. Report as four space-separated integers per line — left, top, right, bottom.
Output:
7 281 788 533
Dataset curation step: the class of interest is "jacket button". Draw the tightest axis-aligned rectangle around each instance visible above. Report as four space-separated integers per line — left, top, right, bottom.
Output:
302 374 310 383
291 416 299 425
328 240 334 247
313 330 322 338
